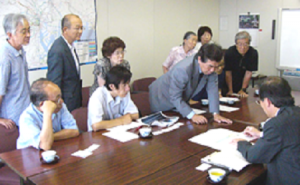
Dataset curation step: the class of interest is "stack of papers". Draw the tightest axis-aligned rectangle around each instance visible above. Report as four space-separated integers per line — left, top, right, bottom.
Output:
201 150 250 172
189 128 252 171
189 128 255 150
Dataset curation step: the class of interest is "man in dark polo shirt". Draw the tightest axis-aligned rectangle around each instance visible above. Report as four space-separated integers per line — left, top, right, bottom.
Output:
224 31 258 98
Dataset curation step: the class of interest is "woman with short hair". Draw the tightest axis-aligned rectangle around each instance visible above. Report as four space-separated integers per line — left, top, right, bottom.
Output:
194 26 213 51
90 37 130 96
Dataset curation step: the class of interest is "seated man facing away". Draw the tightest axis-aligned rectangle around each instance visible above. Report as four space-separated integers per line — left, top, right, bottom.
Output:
17 78 79 150
231 77 300 185
88 66 139 131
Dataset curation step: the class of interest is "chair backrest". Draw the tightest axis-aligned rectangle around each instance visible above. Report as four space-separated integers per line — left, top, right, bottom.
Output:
132 77 156 92
71 107 88 132
131 92 152 117
0 125 19 153
82 86 90 107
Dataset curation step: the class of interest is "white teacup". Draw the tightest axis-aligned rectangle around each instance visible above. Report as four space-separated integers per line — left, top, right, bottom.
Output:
208 168 226 183
201 99 209 105
42 150 57 163
139 127 152 137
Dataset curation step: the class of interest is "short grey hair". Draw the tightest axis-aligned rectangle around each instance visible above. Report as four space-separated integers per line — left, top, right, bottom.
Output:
61 14 80 31
3 13 27 35
235 31 251 43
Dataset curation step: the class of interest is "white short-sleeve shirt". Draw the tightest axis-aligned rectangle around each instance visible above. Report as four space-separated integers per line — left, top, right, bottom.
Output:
87 86 138 131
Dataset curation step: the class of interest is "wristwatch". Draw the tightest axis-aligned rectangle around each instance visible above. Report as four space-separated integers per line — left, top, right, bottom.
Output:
242 88 247 93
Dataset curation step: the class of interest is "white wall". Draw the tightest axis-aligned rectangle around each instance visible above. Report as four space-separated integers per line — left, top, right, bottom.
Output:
96 0 220 83
28 0 220 86
219 0 300 76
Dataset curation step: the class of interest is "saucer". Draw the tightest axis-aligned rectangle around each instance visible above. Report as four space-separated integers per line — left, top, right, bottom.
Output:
40 155 60 164
138 132 153 139
206 175 227 184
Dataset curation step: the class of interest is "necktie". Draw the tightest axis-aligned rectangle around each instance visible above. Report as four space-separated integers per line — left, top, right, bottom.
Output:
198 73 204 84
74 48 81 78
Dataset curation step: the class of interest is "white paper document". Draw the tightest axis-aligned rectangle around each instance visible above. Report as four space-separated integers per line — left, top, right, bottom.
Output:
195 163 212 171
152 122 184 135
107 122 145 132
102 131 139 143
201 150 250 172
188 128 255 150
219 97 240 103
71 144 100 158
219 105 239 112
192 108 206 115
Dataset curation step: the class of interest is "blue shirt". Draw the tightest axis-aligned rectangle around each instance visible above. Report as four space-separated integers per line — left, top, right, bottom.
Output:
0 41 30 126
17 103 78 149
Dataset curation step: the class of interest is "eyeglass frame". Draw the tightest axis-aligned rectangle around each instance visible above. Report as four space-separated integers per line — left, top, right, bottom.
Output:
255 100 261 105
236 42 250 48
112 50 126 56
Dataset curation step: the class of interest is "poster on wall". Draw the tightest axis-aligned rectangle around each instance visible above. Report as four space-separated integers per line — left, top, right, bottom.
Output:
238 13 260 47
0 0 97 70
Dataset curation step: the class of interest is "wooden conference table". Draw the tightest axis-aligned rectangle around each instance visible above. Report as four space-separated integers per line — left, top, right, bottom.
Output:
0 89 268 185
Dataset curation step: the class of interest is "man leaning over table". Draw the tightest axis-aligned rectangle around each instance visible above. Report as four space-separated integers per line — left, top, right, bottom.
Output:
224 31 258 98
231 77 300 185
17 78 79 151
0 13 31 129
88 66 139 132
149 43 232 125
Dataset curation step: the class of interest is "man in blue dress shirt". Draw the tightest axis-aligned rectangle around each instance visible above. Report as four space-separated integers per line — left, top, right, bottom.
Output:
17 78 79 150
0 14 31 129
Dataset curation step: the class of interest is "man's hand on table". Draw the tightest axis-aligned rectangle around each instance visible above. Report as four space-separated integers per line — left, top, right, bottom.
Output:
238 89 248 98
213 114 232 124
191 114 208 124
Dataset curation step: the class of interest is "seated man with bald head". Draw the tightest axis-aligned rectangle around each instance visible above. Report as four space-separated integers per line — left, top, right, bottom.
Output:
17 78 79 150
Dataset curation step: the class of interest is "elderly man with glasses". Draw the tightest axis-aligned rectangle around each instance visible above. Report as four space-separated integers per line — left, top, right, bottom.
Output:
17 78 79 150
224 31 258 98
0 14 31 129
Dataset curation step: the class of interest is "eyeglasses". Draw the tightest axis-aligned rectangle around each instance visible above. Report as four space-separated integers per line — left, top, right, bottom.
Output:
51 97 62 104
19 28 30 35
255 100 261 105
113 50 126 56
236 43 249 47
207 64 219 70
72 27 85 31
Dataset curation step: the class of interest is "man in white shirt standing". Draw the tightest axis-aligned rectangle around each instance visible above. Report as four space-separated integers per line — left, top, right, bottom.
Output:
88 66 139 131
